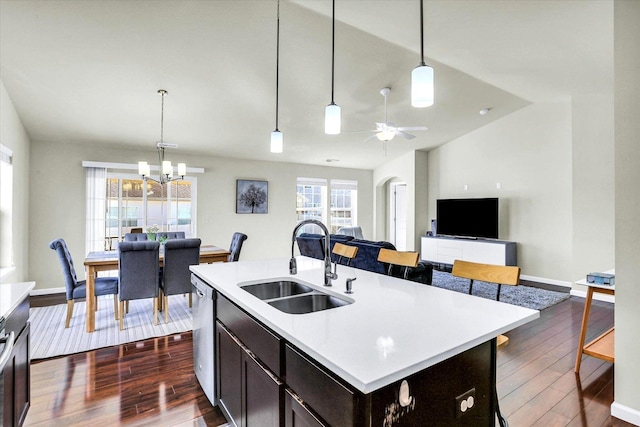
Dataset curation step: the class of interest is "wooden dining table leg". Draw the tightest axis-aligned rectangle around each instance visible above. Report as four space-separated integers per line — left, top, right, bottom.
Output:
86 265 96 332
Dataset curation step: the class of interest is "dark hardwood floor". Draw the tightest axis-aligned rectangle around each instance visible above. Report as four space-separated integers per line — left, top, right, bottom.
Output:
25 296 632 426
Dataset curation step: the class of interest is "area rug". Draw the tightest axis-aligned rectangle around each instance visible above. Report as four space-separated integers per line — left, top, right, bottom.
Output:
29 294 192 360
431 270 570 311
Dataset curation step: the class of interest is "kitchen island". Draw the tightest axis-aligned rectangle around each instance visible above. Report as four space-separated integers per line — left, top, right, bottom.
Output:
191 257 538 426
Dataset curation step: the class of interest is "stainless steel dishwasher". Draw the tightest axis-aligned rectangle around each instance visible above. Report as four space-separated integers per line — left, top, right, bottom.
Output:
191 273 216 405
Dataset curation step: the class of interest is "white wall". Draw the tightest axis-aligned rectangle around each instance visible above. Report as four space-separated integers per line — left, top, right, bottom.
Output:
427 102 574 283
372 150 429 251
613 0 640 422
571 93 616 288
29 139 372 291
0 81 30 283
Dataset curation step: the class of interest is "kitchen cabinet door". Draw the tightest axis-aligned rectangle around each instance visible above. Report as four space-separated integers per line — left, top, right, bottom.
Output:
217 321 242 424
284 389 328 427
243 351 281 427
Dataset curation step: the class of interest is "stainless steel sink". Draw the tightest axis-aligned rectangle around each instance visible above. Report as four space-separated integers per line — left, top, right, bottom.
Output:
241 280 313 300
239 279 352 314
268 294 350 314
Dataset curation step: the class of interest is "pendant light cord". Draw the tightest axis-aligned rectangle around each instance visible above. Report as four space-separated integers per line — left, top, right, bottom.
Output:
330 0 335 104
275 0 280 131
419 0 425 66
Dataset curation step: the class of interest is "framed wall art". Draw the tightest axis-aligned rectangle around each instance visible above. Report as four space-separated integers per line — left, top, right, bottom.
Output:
236 179 268 214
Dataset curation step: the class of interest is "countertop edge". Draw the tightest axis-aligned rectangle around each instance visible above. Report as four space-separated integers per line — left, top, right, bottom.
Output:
1 281 36 320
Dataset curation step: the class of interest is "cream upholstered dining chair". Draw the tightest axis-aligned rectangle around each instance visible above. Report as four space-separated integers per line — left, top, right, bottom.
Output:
117 241 160 330
160 238 201 322
377 248 420 280
49 238 119 328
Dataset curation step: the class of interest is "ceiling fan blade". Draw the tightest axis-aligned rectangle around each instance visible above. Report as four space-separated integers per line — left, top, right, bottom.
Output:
364 134 379 142
342 129 376 134
396 131 416 140
396 126 429 131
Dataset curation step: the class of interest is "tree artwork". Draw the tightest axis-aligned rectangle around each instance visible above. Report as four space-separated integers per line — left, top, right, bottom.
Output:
236 180 268 214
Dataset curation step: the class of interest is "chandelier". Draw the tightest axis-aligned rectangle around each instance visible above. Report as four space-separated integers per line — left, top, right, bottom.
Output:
138 89 186 184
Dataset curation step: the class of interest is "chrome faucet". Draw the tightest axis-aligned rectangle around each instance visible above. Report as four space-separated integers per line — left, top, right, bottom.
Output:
290 219 337 286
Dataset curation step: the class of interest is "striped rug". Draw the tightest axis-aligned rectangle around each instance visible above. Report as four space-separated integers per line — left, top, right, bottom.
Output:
30 294 193 360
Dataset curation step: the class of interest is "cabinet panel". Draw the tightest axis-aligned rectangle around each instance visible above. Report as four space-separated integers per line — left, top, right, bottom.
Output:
284 389 328 427
217 294 282 376
13 322 30 427
285 344 360 427
243 352 281 427
421 236 516 266
217 321 242 424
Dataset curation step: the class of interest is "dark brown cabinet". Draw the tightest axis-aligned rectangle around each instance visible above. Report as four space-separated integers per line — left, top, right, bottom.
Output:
217 321 242 424
284 389 327 427
216 320 282 427
214 291 496 427
2 296 30 427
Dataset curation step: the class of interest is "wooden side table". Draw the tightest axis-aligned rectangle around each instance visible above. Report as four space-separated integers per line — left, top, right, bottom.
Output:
574 275 615 373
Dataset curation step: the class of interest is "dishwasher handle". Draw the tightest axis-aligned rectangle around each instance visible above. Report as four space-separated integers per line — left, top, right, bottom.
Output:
191 274 215 300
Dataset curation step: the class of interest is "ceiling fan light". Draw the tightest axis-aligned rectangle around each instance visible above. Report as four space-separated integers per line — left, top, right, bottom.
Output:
324 103 341 134
271 130 283 153
411 64 434 108
376 129 395 142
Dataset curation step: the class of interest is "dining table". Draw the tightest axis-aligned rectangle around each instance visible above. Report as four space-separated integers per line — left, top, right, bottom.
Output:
83 244 230 333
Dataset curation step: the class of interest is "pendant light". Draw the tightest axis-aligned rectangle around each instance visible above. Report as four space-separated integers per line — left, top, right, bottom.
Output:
138 89 187 184
270 0 283 153
324 0 341 134
411 0 434 108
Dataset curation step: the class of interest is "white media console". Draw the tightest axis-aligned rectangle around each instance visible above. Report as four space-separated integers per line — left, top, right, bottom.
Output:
421 235 517 266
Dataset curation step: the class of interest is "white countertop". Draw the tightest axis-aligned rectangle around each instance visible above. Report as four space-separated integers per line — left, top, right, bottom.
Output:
191 257 539 394
0 281 36 321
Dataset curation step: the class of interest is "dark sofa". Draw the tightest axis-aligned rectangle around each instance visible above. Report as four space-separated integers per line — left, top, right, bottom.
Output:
295 233 433 285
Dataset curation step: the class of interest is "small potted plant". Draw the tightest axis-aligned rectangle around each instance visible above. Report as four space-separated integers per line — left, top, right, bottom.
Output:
146 224 159 241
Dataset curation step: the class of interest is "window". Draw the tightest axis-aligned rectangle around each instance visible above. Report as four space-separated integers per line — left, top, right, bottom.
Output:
296 177 357 234
296 178 327 233
1 144 13 269
87 167 196 252
329 180 357 234
106 176 195 240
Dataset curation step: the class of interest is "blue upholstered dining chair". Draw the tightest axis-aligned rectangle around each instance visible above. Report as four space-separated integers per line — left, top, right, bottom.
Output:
228 232 248 262
124 233 148 242
160 238 201 322
117 241 160 330
157 231 186 240
48 238 119 328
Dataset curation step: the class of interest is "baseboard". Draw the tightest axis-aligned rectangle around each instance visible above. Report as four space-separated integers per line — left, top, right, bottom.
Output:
30 287 65 296
570 289 615 303
519 274 572 289
612 401 640 426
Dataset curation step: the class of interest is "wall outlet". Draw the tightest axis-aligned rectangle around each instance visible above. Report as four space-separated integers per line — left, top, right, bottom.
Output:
455 388 476 418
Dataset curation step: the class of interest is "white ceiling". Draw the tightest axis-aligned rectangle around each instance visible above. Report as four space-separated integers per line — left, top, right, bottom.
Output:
0 0 612 170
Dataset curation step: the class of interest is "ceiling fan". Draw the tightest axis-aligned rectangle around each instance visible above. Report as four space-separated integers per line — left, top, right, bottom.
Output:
361 87 429 143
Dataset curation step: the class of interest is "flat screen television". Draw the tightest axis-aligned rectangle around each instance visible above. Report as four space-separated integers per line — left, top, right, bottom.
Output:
436 198 499 239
